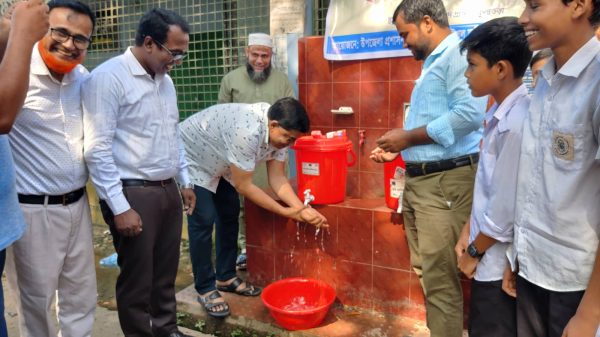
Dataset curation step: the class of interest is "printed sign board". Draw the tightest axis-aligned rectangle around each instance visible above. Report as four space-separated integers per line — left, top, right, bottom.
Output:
324 0 525 60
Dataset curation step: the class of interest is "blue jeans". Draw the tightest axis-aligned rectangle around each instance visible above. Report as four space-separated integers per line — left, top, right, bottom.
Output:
1 249 7 337
188 179 240 294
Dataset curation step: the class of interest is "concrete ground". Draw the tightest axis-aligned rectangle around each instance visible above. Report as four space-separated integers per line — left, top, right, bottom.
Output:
2 276 214 337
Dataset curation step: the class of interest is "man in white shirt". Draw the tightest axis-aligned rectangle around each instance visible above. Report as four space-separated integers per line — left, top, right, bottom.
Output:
179 98 327 318
5 1 96 337
82 8 195 337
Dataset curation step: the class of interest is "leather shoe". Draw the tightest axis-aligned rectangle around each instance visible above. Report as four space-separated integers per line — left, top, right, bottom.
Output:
167 331 192 337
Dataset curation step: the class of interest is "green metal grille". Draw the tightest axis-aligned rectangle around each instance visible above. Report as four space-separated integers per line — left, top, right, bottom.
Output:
312 0 329 36
82 0 269 119
0 1 17 17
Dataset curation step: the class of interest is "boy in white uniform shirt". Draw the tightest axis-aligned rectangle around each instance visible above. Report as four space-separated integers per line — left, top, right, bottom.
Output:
507 1 600 336
454 17 532 337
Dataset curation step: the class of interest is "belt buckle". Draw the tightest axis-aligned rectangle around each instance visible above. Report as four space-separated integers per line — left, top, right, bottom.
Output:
421 163 427 176
468 154 476 166
161 179 167 187
62 194 67 206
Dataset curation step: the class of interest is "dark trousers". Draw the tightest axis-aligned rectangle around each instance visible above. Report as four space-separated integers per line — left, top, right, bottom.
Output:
516 275 584 337
0 249 6 337
469 279 516 337
188 178 240 294
100 183 183 337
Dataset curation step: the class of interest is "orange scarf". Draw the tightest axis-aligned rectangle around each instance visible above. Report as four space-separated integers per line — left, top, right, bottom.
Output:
38 42 79 74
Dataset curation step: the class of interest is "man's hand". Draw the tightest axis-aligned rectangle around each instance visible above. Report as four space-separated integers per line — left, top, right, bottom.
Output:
114 208 143 237
10 0 49 45
561 311 600 337
180 188 196 216
376 128 412 153
370 147 399 163
502 263 517 298
284 206 328 228
457 253 478 279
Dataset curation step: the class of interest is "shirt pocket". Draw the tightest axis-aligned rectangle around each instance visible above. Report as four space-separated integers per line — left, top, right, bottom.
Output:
546 123 590 171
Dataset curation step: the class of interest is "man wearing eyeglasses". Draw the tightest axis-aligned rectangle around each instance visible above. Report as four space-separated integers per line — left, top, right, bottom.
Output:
4 1 96 337
82 8 195 337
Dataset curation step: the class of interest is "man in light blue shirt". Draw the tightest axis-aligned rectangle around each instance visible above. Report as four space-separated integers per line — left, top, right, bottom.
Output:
372 1 486 336
0 2 49 337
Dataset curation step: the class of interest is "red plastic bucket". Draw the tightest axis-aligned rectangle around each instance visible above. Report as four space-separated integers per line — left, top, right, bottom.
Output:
261 277 336 330
291 131 356 204
384 155 406 211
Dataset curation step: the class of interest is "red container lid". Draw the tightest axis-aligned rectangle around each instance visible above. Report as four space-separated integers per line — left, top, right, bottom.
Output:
291 130 352 152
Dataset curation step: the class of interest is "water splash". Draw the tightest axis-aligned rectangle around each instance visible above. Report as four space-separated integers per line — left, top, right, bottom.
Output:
282 296 317 311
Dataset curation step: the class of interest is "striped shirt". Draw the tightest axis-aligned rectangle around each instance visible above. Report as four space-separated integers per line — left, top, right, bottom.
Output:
82 48 191 215
402 33 487 162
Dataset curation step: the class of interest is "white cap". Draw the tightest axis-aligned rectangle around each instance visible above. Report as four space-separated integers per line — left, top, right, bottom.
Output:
248 33 273 48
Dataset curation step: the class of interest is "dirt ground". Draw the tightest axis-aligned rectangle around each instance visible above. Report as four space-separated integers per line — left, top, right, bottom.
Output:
2 221 211 337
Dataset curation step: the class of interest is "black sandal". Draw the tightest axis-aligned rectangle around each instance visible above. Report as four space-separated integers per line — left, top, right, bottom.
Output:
217 277 262 296
197 291 230 318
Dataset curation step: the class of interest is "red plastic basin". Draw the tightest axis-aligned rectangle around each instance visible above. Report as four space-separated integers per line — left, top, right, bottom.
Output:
261 277 336 330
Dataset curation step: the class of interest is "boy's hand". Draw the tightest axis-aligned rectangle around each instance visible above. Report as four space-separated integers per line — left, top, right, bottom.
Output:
455 220 470 259
457 253 478 279
561 312 599 337
10 0 49 45
369 147 399 163
502 264 517 298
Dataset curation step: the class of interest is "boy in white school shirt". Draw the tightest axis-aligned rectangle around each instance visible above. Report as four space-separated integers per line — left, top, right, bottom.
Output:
454 17 532 337
507 0 600 336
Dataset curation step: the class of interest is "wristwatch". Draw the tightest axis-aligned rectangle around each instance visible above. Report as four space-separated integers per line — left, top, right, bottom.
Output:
179 183 194 190
467 242 485 259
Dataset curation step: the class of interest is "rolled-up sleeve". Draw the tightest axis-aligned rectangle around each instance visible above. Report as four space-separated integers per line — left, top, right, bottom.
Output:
82 72 130 215
426 48 486 148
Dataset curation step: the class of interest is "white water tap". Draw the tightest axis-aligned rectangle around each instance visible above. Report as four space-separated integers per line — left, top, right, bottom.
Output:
303 189 315 206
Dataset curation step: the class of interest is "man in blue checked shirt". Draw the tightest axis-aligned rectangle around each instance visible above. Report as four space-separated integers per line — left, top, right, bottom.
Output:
371 1 486 336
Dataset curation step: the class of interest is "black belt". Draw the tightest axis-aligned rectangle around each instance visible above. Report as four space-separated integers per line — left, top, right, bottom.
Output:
121 178 174 187
18 187 85 205
405 153 479 177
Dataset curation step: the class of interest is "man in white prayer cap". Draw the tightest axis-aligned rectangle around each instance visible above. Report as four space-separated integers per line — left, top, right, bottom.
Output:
218 32 294 103
218 32 295 271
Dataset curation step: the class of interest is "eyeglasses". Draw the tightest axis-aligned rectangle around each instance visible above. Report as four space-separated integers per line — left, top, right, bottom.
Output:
50 28 92 50
153 39 187 62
